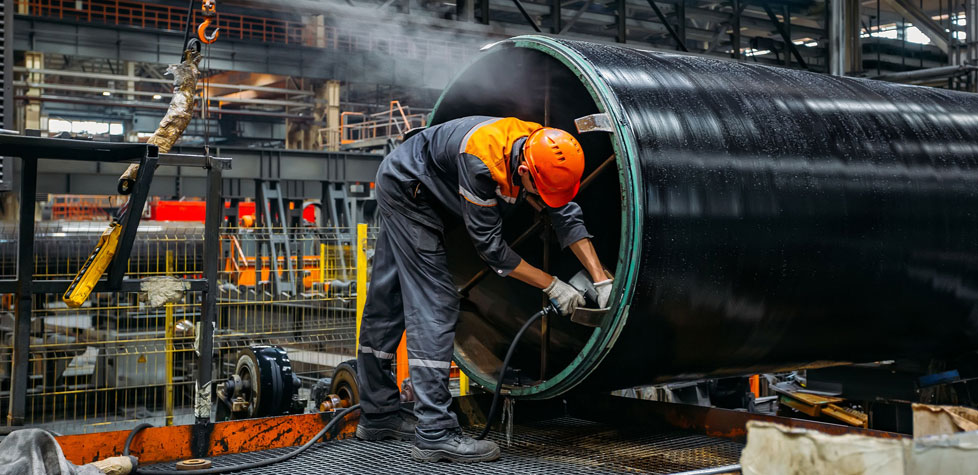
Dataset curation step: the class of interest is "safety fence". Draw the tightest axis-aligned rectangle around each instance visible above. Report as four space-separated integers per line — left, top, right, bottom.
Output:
334 101 427 148
16 0 474 63
0 222 377 434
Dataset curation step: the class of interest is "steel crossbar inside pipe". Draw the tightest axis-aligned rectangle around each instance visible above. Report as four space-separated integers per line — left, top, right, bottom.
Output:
431 35 978 399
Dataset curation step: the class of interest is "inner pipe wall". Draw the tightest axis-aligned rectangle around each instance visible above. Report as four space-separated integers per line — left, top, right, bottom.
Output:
431 36 978 398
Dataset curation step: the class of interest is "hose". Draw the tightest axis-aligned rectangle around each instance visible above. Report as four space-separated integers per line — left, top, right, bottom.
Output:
125 404 360 474
123 423 154 456
125 306 547 462
475 306 552 440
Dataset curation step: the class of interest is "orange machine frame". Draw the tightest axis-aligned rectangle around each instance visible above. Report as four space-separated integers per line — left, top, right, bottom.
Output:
55 410 359 466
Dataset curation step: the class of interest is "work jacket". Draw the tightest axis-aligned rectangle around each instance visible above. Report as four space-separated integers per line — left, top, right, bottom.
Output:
375 116 592 277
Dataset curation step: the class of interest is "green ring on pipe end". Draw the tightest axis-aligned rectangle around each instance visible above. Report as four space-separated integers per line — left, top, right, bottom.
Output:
432 35 645 399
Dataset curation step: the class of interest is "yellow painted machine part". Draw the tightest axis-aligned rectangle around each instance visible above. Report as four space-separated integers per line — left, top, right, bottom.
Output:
63 222 123 308
320 243 327 285
355 224 368 348
459 371 469 396
165 250 175 426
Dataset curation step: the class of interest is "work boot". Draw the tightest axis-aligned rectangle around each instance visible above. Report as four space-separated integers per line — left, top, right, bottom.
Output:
356 410 417 441
411 428 501 463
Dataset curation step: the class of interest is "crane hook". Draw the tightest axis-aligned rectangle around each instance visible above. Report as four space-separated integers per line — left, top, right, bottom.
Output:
197 0 219 44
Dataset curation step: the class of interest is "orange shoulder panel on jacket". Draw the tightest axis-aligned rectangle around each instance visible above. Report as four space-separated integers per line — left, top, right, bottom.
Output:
463 118 543 199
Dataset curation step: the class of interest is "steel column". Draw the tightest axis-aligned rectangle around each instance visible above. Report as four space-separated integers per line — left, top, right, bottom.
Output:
7 157 36 426
2 0 12 130
618 0 627 43
457 0 474 22
646 0 688 51
731 0 741 59
828 0 845 75
763 4 809 69
845 0 862 73
783 5 791 67
194 159 224 424
676 0 686 49
108 150 158 288
964 0 978 92
550 0 561 34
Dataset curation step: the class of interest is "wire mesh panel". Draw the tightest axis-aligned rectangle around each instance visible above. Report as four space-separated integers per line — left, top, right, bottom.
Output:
0 222 206 433
0 222 377 434
215 226 373 394
23 289 202 433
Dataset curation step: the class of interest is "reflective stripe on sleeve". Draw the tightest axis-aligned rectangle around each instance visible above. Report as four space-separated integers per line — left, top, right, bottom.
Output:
459 186 498 207
360 346 395 359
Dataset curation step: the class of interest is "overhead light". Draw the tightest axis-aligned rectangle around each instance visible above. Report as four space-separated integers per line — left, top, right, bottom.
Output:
153 94 163 100
102 91 111 96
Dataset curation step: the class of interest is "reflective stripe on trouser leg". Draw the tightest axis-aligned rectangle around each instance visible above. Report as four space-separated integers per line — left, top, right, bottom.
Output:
356 218 406 415
384 211 460 431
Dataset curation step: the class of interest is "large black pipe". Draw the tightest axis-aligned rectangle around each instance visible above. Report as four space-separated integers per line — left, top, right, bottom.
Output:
0 222 205 276
430 36 978 398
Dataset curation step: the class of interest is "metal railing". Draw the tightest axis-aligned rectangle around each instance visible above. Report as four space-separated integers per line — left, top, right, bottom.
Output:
16 0 473 62
331 101 427 149
17 0 304 44
47 195 128 221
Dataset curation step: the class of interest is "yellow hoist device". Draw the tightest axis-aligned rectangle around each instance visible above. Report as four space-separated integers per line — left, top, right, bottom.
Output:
62 221 123 308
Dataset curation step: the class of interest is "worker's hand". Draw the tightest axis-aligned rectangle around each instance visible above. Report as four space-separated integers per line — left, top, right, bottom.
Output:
594 278 613 308
544 277 585 316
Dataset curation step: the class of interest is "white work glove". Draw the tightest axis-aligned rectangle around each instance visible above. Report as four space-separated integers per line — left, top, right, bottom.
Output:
544 277 585 316
594 278 613 308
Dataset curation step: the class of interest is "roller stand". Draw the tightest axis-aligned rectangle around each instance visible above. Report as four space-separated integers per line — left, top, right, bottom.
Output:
216 346 306 421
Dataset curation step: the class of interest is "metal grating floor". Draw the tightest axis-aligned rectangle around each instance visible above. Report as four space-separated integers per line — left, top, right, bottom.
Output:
143 417 743 474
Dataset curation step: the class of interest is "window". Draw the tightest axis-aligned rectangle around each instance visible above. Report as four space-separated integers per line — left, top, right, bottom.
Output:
47 118 124 136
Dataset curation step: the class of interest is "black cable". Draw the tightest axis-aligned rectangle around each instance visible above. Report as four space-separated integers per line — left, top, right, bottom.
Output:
476 306 552 440
126 404 360 474
123 423 154 456
181 0 196 51
125 307 549 461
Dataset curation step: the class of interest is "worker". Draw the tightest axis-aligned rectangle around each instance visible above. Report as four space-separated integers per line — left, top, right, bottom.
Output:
355 116 613 463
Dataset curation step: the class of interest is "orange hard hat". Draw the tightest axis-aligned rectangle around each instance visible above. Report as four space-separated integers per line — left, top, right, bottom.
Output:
522 128 585 208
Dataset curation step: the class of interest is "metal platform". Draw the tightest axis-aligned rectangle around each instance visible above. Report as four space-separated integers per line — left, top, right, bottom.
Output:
53 394 902 472
142 416 743 474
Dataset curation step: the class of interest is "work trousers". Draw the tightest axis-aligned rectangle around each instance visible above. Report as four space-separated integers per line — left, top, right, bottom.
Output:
356 205 460 431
